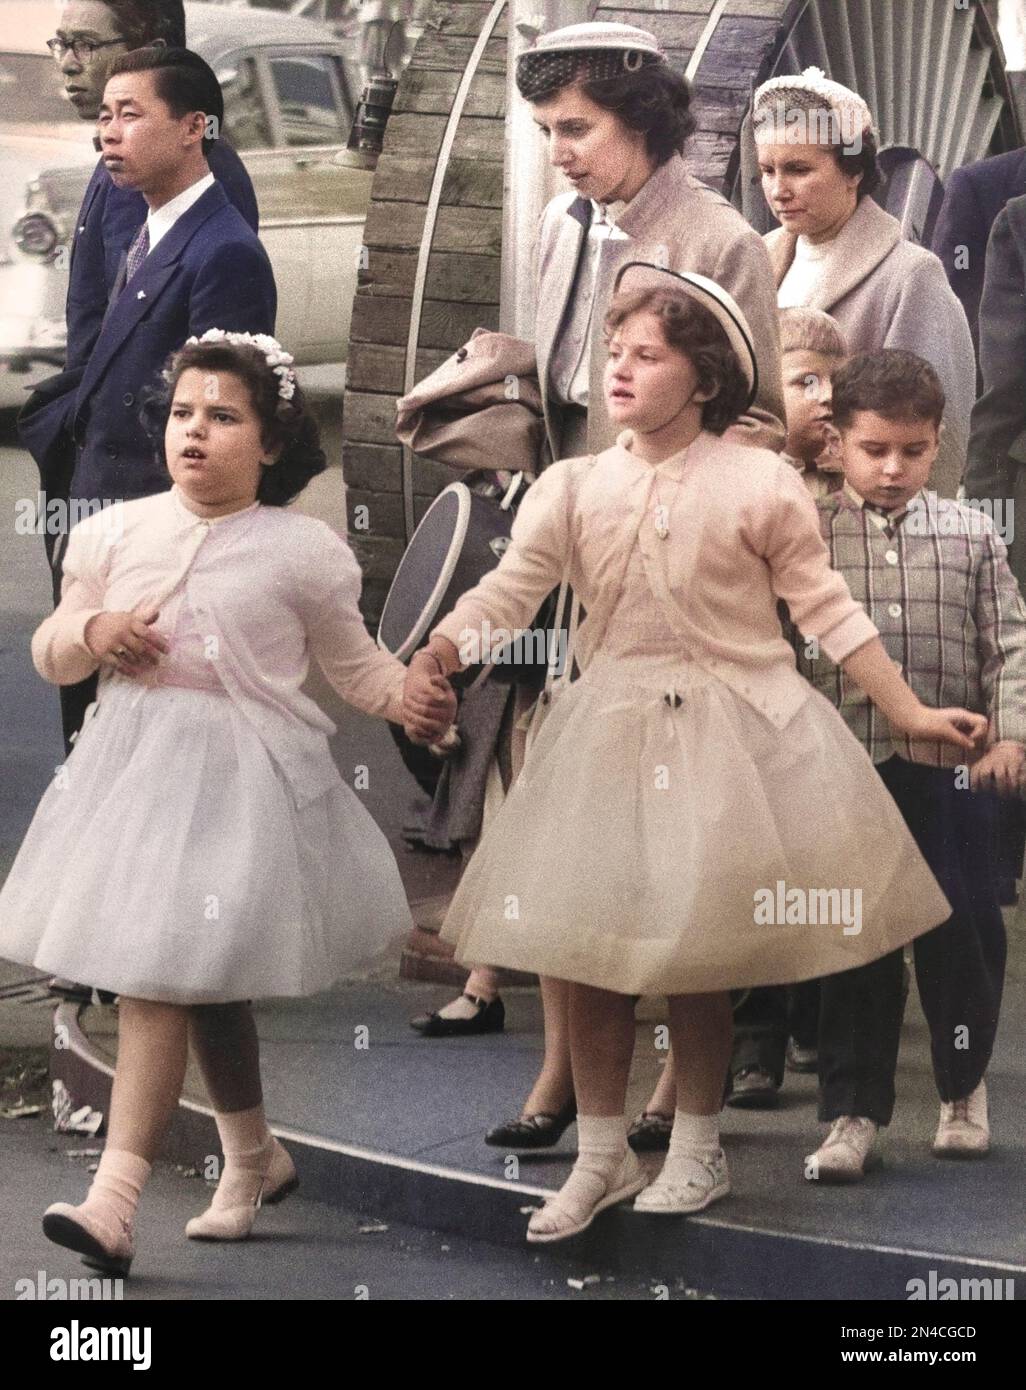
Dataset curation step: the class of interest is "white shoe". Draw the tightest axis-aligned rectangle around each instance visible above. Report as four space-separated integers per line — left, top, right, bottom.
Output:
526 1150 647 1244
185 1138 298 1241
933 1081 989 1158
805 1116 878 1183
633 1148 730 1214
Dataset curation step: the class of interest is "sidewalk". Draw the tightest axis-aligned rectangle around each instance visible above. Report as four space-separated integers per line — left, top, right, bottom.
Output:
65 905 1026 1301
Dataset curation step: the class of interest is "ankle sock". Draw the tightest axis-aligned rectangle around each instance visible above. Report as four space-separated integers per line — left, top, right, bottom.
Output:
210 1105 274 1205
668 1109 720 1157
79 1148 151 1237
647 1111 723 1194
531 1114 632 1233
436 992 493 1021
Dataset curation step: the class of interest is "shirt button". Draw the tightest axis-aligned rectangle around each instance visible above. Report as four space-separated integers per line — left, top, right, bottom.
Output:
888 603 902 618
885 550 899 565
123 392 135 407
105 445 119 459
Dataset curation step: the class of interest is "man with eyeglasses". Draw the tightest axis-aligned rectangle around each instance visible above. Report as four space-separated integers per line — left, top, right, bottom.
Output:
19 4 258 619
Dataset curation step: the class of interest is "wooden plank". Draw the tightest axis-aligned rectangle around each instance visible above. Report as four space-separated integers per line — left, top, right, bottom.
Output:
373 154 504 207
347 341 452 394
349 533 405 581
363 201 501 254
360 249 501 304
695 17 781 88
690 85 754 134
393 68 506 119
411 34 507 74
382 113 504 162
413 457 460 495
722 0 788 16
348 487 405 537
595 0 717 14
342 440 402 491
344 390 402 445
595 11 709 47
352 294 500 349
685 130 738 190
422 2 509 38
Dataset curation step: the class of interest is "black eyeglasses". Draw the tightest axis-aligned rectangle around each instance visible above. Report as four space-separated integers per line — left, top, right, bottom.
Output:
47 37 125 62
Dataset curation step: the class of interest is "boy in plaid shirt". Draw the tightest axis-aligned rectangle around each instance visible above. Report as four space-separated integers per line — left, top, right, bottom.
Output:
795 350 1026 1181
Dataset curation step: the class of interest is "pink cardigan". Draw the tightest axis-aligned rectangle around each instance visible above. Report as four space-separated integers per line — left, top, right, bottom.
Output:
33 488 407 807
433 432 879 730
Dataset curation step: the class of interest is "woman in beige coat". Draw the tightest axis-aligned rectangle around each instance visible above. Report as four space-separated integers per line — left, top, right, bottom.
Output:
411 22 786 1155
754 67 974 500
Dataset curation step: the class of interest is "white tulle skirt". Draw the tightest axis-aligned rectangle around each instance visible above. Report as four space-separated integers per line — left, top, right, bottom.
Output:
0 680 412 1003
440 655 951 995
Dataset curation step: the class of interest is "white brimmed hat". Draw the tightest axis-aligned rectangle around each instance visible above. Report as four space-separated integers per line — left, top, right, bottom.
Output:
516 22 665 100
612 263 759 407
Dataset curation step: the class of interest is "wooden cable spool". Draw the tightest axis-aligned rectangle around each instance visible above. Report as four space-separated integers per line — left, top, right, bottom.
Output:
343 0 1021 622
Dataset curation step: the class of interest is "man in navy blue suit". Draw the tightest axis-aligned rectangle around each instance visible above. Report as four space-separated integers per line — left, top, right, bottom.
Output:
932 147 1026 350
20 46 276 752
19 0 258 568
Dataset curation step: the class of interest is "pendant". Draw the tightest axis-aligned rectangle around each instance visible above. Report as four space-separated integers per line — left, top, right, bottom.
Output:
654 503 670 540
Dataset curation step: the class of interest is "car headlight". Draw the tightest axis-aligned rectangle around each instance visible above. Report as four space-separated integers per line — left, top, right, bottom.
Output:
13 212 62 261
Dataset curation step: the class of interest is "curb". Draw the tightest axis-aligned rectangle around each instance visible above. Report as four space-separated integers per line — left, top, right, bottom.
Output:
50 1004 1026 1299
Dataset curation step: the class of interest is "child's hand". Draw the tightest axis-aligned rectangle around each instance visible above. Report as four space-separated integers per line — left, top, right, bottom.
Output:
84 605 168 676
970 741 1026 797
903 705 989 751
403 660 457 745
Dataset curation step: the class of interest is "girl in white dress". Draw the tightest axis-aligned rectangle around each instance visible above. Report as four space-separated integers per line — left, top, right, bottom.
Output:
0 332 455 1275
410 266 987 1243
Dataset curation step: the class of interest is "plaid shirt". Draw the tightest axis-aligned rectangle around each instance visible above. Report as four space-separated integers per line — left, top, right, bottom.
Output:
791 485 1026 766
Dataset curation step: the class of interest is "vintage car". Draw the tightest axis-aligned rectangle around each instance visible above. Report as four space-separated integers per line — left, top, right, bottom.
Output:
0 1 374 407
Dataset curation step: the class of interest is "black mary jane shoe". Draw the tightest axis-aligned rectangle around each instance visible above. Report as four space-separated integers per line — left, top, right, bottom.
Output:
409 994 505 1038
485 1098 577 1149
627 1111 674 1153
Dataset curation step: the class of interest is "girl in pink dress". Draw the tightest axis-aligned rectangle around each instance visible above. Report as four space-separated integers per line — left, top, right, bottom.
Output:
0 333 454 1275
409 266 987 1242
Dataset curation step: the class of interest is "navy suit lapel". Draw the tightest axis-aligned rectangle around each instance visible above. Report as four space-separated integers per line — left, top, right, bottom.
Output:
76 183 228 411
69 160 109 276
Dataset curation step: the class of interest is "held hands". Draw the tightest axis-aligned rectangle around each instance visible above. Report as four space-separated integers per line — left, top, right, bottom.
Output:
403 651 457 746
970 740 1026 797
84 605 168 677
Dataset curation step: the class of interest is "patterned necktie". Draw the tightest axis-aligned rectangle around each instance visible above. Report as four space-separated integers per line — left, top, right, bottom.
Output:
125 222 150 284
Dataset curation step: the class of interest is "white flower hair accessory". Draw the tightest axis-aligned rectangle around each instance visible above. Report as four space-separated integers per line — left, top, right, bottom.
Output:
180 329 298 401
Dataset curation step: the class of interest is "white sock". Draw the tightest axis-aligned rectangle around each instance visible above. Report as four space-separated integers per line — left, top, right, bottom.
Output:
645 1111 724 1196
436 992 493 1021
668 1109 721 1159
76 1148 151 1239
530 1115 630 1234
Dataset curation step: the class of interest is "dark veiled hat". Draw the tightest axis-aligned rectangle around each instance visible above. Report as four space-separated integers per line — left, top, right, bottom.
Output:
516 22 665 101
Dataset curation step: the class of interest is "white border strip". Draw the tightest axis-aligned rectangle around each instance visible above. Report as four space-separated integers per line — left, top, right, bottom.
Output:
59 1008 1026 1270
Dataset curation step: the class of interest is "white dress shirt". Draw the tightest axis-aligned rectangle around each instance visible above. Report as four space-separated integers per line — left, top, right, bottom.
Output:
146 171 217 254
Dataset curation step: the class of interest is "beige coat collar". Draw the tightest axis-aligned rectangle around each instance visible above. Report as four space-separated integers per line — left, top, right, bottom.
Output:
764 196 902 311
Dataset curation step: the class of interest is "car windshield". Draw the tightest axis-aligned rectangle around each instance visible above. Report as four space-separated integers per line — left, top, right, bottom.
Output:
0 53 74 123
